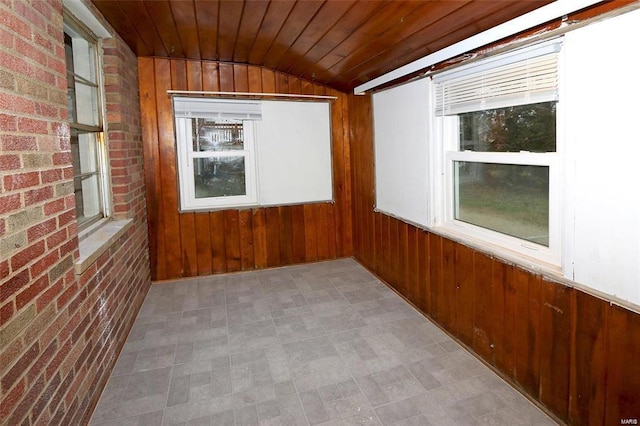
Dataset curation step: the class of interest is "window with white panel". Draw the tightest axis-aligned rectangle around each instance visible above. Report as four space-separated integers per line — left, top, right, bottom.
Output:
174 97 333 211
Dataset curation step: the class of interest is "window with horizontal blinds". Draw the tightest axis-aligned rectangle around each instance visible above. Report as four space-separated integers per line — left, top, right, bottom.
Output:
173 97 262 120
434 39 562 115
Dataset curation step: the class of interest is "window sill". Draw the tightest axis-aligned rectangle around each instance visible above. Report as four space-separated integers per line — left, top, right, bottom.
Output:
74 218 133 275
430 224 563 279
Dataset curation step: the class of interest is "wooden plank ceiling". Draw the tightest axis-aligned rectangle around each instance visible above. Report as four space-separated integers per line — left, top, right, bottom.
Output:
92 0 552 92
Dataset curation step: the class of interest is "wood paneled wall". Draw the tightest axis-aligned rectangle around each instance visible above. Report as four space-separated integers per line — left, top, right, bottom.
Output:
348 93 640 425
138 58 352 280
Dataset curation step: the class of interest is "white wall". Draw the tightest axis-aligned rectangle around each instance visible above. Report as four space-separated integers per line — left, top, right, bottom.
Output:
373 78 430 227
563 8 640 305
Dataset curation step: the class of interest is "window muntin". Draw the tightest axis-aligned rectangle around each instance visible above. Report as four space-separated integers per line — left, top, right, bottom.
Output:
64 19 109 229
434 40 562 265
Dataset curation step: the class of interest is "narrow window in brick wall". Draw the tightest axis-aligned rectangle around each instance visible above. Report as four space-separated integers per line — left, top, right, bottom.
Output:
64 16 110 230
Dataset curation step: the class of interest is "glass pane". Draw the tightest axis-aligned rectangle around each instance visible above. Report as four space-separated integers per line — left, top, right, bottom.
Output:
74 81 99 126
65 31 99 126
459 102 556 153
194 157 246 198
70 130 99 175
70 34 97 84
454 162 549 246
65 33 77 123
75 174 101 226
192 118 244 152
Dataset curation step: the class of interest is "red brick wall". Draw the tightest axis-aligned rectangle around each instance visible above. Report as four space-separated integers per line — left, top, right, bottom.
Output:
0 1 151 424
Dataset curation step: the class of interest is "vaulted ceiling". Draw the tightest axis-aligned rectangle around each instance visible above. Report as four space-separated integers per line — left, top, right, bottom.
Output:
92 0 555 92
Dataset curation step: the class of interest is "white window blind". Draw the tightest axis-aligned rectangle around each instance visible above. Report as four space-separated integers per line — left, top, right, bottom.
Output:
173 97 262 120
373 78 430 227
434 39 562 115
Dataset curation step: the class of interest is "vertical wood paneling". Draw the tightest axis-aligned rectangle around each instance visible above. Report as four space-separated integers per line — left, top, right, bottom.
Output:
515 270 542 396
303 204 318 262
327 203 337 259
539 280 572 419
219 63 234 91
224 210 241 272
275 72 288 93
142 59 351 281
491 260 506 371
179 205 197 270
454 244 474 346
155 58 182 278
397 220 408 297
252 209 268 269
278 206 294 265
233 64 249 91
202 61 219 91
179 60 199 277
417 230 429 313
337 91 353 257
210 211 227 274
605 304 640 425
262 69 276 93
316 204 330 260
138 58 164 280
388 218 400 289
265 207 281 267
380 214 391 284
406 226 419 307
291 205 306 263
238 210 254 271
502 265 518 379
194 213 212 276
247 66 262 92
373 212 382 278
428 233 442 320
441 237 456 332
472 252 494 363
569 291 608 425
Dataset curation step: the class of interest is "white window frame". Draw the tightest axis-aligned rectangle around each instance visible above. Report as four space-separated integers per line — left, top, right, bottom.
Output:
175 116 258 210
64 14 111 231
430 39 564 268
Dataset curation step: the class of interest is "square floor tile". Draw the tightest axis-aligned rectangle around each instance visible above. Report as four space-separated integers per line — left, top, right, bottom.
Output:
90 259 556 426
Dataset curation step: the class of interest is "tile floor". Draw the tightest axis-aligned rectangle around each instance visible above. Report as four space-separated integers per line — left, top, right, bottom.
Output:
90 258 557 426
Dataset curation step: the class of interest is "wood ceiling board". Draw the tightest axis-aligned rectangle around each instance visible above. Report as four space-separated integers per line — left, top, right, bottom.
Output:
170 1 200 59
112 0 169 57
194 0 220 60
143 1 185 57
232 0 269 63
247 0 297 65
91 0 570 91
92 0 152 56
215 0 245 62
262 0 325 70
286 0 385 79
311 0 430 82
278 0 355 74
340 0 552 90
322 0 472 85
